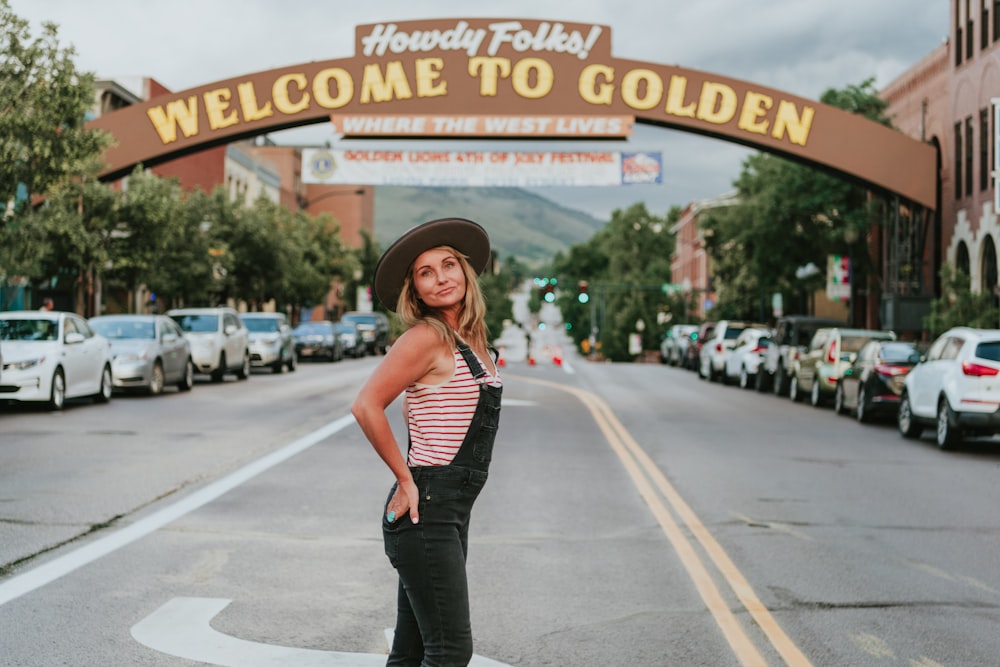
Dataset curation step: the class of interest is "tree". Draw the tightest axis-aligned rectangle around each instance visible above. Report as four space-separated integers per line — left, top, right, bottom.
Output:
924 264 1000 337
0 1 112 298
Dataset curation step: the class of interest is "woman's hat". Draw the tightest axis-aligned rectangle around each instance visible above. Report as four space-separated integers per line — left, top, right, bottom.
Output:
373 217 491 311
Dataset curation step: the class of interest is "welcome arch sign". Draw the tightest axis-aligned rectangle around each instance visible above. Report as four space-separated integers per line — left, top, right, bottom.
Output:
89 18 937 210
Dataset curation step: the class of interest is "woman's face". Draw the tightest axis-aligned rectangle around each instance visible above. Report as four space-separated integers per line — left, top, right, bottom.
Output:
410 247 467 311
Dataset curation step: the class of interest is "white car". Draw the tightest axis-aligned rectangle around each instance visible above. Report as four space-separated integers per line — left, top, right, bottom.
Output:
0 310 113 410
699 320 765 382
898 327 1000 449
723 328 772 388
167 307 250 382
241 312 297 373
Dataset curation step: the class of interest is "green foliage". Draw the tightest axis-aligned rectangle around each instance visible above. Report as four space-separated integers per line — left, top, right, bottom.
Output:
924 264 1000 337
0 0 111 284
553 203 674 361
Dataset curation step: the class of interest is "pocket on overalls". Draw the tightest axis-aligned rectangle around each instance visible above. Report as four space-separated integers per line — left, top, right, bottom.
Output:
382 483 400 567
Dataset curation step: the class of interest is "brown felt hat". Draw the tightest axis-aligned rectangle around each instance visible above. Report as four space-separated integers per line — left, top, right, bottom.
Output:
373 217 491 311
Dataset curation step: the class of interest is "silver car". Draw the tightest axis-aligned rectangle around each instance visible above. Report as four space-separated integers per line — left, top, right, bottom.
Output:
89 314 194 394
167 307 250 382
241 312 297 373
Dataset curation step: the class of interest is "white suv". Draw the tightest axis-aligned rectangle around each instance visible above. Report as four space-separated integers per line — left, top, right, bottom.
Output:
168 307 250 382
898 327 1000 449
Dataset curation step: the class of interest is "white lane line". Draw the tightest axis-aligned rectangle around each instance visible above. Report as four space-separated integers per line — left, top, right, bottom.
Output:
0 415 356 607
131 597 514 666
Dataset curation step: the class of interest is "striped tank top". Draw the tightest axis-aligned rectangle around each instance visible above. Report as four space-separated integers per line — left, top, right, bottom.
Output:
405 347 502 466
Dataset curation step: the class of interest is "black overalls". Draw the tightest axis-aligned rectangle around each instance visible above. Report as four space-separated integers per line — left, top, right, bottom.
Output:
382 342 502 667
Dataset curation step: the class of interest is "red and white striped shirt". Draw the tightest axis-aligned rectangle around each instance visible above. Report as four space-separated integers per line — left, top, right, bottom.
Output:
406 348 501 466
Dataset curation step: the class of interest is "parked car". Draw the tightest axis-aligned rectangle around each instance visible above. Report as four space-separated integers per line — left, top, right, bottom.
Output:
660 324 698 366
292 320 343 362
167 307 250 382
790 327 896 406
699 320 766 382
723 328 772 388
834 339 921 423
89 314 194 394
683 321 716 371
241 312 297 373
340 310 390 355
759 315 845 394
0 310 113 410
334 320 366 358
898 327 1000 450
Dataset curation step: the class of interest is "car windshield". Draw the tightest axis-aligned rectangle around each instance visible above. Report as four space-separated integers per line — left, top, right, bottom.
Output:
0 318 58 341
91 319 155 340
342 314 377 327
841 336 873 353
243 318 280 333
880 342 919 363
976 341 1000 362
171 314 220 333
333 323 353 334
294 323 331 334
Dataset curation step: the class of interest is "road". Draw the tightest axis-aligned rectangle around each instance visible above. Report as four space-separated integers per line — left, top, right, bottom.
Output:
1 351 998 666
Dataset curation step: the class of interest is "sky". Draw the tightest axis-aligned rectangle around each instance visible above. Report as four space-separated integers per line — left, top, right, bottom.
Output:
10 1 949 221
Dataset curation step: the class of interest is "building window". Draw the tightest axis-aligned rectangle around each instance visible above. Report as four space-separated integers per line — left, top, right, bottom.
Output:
955 122 964 199
981 107 991 191
966 116 975 196
984 0 991 49
957 0 965 65
983 236 998 294
968 0 976 59
957 241 971 277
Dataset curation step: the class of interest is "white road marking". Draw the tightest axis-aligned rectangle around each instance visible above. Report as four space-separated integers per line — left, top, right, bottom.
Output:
132 597 514 666
0 415 356 607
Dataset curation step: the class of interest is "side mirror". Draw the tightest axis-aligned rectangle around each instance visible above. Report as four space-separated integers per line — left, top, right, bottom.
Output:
162 332 178 344
224 324 238 336
65 332 85 345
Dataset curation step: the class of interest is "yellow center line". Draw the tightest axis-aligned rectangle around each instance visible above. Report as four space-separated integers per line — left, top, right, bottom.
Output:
513 374 813 667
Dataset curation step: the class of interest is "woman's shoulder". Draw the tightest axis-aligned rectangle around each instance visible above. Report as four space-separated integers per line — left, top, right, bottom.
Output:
395 322 452 350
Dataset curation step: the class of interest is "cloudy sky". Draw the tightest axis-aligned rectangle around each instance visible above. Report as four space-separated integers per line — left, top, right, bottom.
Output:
10 1 949 220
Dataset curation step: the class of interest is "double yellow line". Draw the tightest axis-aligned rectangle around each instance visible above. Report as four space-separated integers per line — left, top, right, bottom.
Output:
517 375 813 667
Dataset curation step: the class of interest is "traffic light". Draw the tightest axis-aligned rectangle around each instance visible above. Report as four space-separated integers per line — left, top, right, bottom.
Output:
577 280 589 304
543 282 556 302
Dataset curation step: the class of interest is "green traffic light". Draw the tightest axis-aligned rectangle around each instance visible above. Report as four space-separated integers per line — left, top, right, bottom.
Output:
544 292 556 303
578 293 590 304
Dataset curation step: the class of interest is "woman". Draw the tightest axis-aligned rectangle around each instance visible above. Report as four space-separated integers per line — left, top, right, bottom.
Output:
352 217 502 666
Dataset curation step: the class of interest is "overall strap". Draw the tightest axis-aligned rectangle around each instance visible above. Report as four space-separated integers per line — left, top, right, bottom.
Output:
456 342 488 381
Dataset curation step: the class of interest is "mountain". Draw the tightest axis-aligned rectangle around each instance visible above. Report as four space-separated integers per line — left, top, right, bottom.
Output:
373 186 606 266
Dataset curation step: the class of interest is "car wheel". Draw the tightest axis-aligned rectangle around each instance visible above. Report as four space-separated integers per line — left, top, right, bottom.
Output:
48 368 66 411
898 392 921 439
810 378 823 407
936 398 961 450
236 351 250 380
789 375 802 402
856 385 870 423
178 358 194 391
287 350 297 372
94 364 113 403
834 382 846 415
148 361 165 396
272 354 285 374
739 367 750 389
754 370 768 393
773 366 787 396
211 353 226 382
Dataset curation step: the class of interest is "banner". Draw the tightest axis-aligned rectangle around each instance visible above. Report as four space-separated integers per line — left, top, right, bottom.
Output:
302 148 662 187
826 254 851 302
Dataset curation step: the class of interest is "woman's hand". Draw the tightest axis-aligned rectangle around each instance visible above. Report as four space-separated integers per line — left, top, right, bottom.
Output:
387 478 420 525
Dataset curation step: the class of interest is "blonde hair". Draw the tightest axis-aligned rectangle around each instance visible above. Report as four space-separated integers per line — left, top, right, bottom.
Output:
395 245 488 350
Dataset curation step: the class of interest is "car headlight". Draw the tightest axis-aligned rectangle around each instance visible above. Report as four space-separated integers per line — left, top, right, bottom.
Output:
115 352 148 363
7 357 44 371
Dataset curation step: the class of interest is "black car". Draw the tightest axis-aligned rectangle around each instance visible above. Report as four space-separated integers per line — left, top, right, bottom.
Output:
292 321 343 362
833 340 922 423
340 311 390 355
